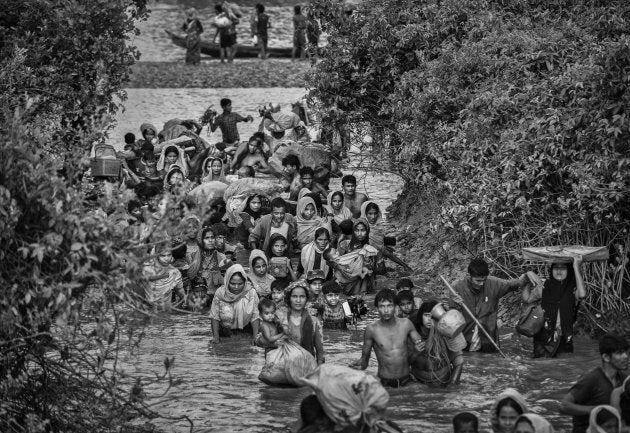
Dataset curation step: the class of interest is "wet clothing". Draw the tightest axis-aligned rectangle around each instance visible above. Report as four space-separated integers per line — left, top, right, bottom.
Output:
248 249 275 299
450 276 521 352
249 214 297 252
516 414 554 433
534 270 579 357
283 309 325 364
323 303 347 330
379 375 411 388
568 367 627 433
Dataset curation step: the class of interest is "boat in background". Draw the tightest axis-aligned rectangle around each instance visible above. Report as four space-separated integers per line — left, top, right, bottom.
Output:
165 30 293 58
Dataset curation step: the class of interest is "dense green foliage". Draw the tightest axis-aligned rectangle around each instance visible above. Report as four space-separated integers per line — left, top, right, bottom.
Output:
0 1 187 431
310 0 630 319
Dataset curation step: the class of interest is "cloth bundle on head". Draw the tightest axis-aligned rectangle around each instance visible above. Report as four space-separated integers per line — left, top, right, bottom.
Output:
188 181 228 208
263 111 302 133
299 365 391 430
223 178 284 227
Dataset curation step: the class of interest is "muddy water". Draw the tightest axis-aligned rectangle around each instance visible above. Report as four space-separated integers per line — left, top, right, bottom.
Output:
112 88 599 432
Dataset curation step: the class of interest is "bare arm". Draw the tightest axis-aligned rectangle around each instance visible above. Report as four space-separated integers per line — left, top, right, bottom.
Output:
573 256 586 299
211 318 221 343
560 392 595 416
406 320 425 352
351 325 374 369
287 262 298 281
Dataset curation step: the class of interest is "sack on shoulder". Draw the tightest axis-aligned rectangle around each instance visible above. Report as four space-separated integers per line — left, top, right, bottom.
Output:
516 303 545 337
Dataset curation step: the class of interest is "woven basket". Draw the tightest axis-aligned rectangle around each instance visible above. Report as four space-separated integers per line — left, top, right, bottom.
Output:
91 158 121 177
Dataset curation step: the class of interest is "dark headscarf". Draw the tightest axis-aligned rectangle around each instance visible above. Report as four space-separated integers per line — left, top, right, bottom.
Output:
347 218 370 251
541 263 577 337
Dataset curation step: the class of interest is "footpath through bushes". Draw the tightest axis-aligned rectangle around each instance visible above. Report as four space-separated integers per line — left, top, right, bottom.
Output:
308 0 630 334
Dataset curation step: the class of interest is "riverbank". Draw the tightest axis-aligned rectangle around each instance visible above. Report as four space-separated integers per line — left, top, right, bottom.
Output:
128 60 309 88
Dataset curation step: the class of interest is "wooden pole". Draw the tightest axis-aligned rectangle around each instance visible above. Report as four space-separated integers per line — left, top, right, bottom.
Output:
439 275 508 359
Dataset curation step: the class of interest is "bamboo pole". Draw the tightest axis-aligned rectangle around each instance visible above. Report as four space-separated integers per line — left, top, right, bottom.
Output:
439 275 508 359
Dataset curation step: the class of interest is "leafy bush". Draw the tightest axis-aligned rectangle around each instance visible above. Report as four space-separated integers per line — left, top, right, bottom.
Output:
309 0 630 317
0 1 191 431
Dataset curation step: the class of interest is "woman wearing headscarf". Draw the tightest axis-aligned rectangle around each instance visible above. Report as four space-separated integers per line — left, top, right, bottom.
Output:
325 190 352 225
201 156 227 184
296 196 331 248
299 227 333 280
514 414 555 433
586 405 622 433
247 249 275 299
138 123 158 148
533 257 585 358
209 264 260 343
163 165 193 194
331 218 383 295
490 388 529 433
158 145 189 178
360 200 411 272
182 7 204 65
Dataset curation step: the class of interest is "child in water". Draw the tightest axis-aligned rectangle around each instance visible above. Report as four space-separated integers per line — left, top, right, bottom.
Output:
396 278 422 309
305 269 326 320
270 278 290 322
266 233 297 281
256 298 288 354
322 280 347 330
143 243 186 312
453 412 479 433
248 249 275 299
396 290 418 322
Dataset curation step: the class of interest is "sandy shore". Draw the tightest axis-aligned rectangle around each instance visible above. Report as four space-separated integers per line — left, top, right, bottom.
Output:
127 60 310 88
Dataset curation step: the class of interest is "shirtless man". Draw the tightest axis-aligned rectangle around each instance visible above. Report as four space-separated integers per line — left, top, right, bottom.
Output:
351 289 424 387
231 136 272 174
342 174 368 219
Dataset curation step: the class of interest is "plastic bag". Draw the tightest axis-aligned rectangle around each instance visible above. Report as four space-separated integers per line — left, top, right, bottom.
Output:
332 245 379 284
258 340 317 386
299 365 389 428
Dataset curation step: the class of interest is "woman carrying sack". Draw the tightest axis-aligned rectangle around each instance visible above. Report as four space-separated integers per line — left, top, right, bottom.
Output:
522 256 586 358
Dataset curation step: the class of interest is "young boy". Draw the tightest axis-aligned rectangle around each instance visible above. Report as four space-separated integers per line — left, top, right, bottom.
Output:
305 269 326 320
396 278 422 309
452 412 479 433
212 222 236 261
351 289 423 387
256 298 288 353
396 290 418 322
209 98 254 149
322 280 347 330
270 278 291 322
341 174 369 218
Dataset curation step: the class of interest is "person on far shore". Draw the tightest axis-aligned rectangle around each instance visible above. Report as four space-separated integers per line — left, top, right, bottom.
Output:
292 5 307 62
305 6 320 65
182 7 203 65
341 174 369 219
213 4 238 63
251 3 271 60
350 289 423 388
447 257 529 353
560 333 628 433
